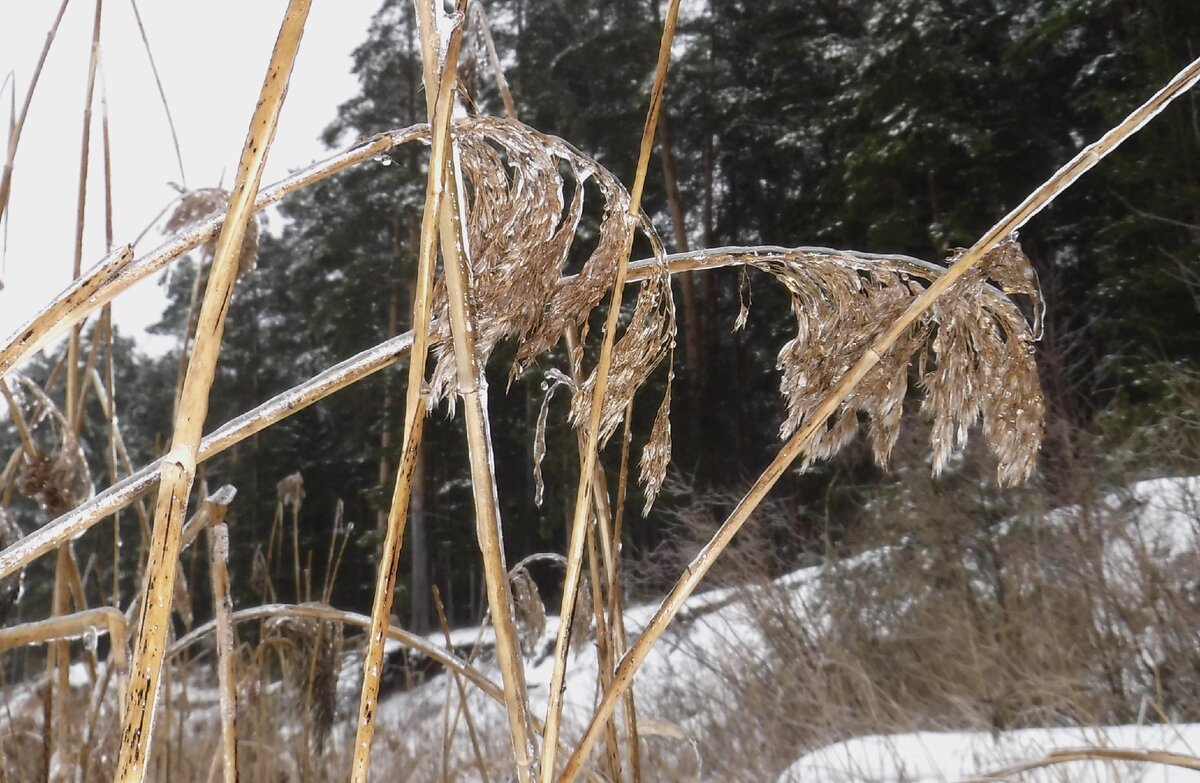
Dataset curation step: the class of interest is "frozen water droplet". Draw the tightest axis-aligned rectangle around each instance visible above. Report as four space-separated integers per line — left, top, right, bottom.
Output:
373 153 393 167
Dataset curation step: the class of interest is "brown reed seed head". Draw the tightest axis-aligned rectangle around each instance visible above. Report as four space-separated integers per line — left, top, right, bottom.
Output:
510 567 546 657
419 118 675 510
750 237 1043 485
276 471 305 511
17 445 83 518
166 187 260 277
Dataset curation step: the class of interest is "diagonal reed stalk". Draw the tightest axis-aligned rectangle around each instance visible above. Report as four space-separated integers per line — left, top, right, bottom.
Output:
114 3 311 780
412 0 536 776
538 1 681 777
555 51 1200 783
347 0 467 777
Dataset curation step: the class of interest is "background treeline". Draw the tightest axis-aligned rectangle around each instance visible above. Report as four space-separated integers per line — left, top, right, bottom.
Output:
9 0 1200 635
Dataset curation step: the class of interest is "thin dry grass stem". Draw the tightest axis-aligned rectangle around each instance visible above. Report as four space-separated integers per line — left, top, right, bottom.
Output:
540 1 681 777
586 527 622 783
70 315 105 438
127 0 186 186
609 407 641 783
960 747 1200 782
555 51 1200 783
346 1 466 778
471 3 516 121
49 5 104 771
175 603 507 702
563 328 637 779
276 471 304 600
0 0 71 227
0 378 35 458
415 1 537 779
434 585 492 783
115 3 311 779
203 495 237 783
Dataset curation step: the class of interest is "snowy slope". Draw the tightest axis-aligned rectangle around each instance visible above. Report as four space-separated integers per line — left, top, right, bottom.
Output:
778 725 1200 782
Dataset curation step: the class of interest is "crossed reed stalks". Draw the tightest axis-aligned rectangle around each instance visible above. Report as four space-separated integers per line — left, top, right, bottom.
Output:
0 1 1199 781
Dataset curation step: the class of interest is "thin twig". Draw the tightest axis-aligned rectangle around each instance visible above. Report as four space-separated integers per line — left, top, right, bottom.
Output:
127 0 187 186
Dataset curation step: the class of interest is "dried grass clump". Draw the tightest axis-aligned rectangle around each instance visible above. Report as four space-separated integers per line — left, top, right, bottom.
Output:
166 187 260 277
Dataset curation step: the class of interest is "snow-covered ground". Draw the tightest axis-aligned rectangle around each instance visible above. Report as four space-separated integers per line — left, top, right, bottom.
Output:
779 725 1200 782
7 476 1200 781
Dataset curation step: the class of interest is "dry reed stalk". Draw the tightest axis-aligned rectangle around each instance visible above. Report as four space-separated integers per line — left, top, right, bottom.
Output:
434 585 491 783
0 0 71 225
115 3 311 780
47 6 105 772
555 51 1200 783
586 528 622 782
961 747 1200 782
127 0 186 186
0 606 128 717
609 410 641 783
539 1 681 777
471 4 516 121
0 606 125 657
345 1 466 778
414 0 536 778
169 601 611 782
205 497 237 783
174 603 507 702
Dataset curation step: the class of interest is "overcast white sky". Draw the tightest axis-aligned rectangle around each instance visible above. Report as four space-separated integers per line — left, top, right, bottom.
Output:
0 1 377 356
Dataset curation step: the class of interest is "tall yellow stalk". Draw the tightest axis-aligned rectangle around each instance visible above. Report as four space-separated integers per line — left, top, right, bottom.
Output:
538 1 681 778
413 0 538 776
347 1 468 777
114 3 311 780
